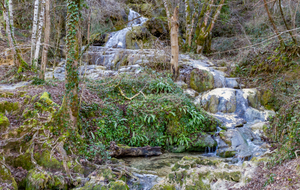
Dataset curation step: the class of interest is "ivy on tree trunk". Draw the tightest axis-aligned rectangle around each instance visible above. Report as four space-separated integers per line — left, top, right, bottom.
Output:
60 0 80 129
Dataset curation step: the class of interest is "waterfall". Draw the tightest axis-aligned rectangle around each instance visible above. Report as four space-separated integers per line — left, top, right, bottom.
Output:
105 9 148 48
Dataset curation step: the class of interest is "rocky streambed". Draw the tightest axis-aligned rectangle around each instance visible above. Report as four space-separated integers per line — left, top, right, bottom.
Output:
44 9 277 189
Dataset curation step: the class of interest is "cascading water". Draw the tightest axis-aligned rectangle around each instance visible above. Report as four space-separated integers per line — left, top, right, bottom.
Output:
105 9 148 48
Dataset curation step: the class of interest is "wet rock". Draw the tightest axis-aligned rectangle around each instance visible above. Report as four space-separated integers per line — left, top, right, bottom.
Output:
201 88 237 113
247 121 269 137
242 89 261 109
226 78 240 89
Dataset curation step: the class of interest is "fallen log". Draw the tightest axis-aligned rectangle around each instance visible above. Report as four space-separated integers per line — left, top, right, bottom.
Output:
109 141 162 157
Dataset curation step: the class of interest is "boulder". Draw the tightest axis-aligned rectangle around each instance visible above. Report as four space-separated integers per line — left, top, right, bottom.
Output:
190 69 214 93
144 18 169 39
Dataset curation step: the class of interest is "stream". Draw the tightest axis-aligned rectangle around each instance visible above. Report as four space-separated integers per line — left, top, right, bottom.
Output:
45 9 275 189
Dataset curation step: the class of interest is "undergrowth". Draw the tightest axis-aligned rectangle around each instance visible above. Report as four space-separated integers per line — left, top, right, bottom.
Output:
76 72 217 160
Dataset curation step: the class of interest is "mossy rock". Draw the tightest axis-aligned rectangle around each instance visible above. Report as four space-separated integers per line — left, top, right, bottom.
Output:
261 89 275 110
8 153 34 171
0 101 20 113
125 26 156 49
108 180 129 190
144 17 168 40
190 69 214 93
168 170 188 185
214 171 241 182
151 184 176 190
35 150 63 171
0 113 10 133
217 150 236 158
0 158 18 190
26 168 67 190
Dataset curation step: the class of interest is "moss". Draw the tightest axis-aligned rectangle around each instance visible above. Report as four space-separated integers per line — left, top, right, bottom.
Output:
218 150 236 158
0 101 20 113
40 92 57 107
35 150 63 171
190 69 214 93
151 184 176 190
108 180 129 190
214 171 241 182
26 168 67 190
261 89 274 109
8 153 34 170
0 159 18 190
0 113 10 132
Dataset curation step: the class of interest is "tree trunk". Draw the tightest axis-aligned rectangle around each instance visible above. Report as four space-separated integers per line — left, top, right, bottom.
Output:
40 0 50 80
60 0 80 129
8 0 14 36
33 0 45 68
263 0 285 49
30 0 40 65
278 0 297 44
170 6 179 81
3 1 15 58
109 142 162 157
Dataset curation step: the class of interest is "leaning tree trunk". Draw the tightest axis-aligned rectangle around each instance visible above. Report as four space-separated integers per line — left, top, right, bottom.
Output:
263 0 285 49
40 0 50 79
33 0 45 68
170 6 179 81
30 0 40 65
60 0 80 129
278 0 297 44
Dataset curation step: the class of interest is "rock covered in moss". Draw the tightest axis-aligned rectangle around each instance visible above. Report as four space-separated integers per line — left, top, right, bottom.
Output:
0 157 18 190
144 18 168 39
190 69 214 93
0 113 10 133
26 168 67 190
0 101 20 113
125 26 156 49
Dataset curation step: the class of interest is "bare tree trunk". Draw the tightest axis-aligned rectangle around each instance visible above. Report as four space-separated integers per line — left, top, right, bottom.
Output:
278 0 297 44
2 0 28 71
8 0 13 36
53 1 62 70
33 0 45 68
263 0 285 49
40 0 50 79
170 6 179 81
3 0 15 65
162 0 171 29
30 0 40 65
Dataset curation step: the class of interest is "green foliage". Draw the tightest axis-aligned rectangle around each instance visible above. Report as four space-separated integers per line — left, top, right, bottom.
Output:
78 73 217 156
267 100 300 164
32 77 45 85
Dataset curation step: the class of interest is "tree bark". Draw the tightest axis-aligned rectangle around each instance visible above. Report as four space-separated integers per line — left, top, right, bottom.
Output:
8 0 13 36
109 141 162 157
263 0 285 49
33 0 46 68
170 6 179 81
3 0 15 64
60 0 80 129
40 0 51 79
30 0 40 65
278 0 297 44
